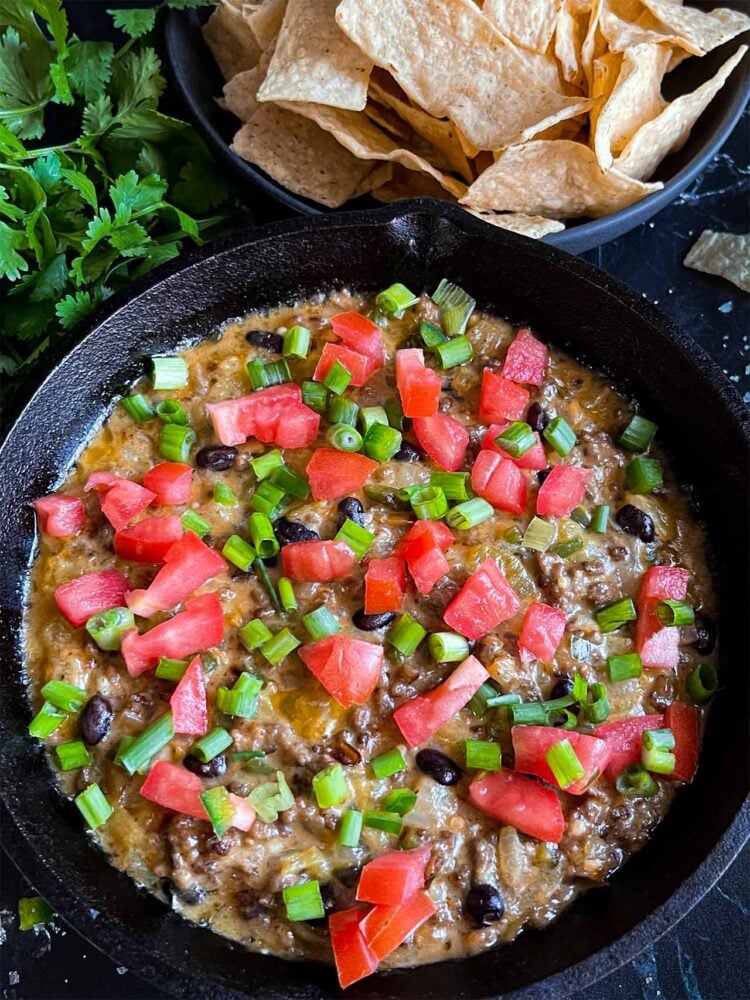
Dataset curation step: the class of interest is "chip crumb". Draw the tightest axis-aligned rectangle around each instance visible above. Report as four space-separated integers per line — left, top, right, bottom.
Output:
684 230 750 292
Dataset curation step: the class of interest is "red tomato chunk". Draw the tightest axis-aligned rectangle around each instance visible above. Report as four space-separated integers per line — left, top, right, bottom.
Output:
470 450 527 514
330 310 385 368
518 602 566 663
329 909 378 990
85 473 155 531
536 465 591 517
635 566 690 669
479 369 529 423
32 495 86 538
501 328 548 385
299 634 383 707
393 655 489 746
113 515 184 563
594 714 665 780
121 592 224 677
356 845 431 905
511 726 612 795
140 760 206 819
207 384 319 449
482 423 547 470
143 462 193 506
313 342 375 387
360 891 437 962
412 413 469 471
395 349 441 418
306 448 378 501
126 532 227 617
54 569 130 628
364 556 406 614
469 769 565 843
169 657 208 736
281 539 357 582
665 701 700 783
443 559 521 641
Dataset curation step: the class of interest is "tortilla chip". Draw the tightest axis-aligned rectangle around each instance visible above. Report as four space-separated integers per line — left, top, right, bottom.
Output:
554 0 590 86
202 1 262 80
246 0 288 50
580 0 607 91
599 0 696 53
371 164 458 202
335 0 590 151
464 208 566 237
460 139 661 217
683 230 750 293
223 68 262 123
231 104 379 207
588 50 622 138
593 42 670 169
364 100 412 141
615 45 747 180
639 0 750 56
483 0 562 54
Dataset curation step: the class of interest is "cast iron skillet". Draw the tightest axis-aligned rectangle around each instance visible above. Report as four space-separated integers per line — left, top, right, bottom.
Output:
1 201 748 1000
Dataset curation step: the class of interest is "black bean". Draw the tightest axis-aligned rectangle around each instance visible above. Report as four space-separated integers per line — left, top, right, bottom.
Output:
394 441 423 463
526 402 549 433
353 609 397 631
416 748 462 786
306 883 336 925
78 694 113 746
537 467 552 485
196 445 237 471
337 497 365 530
246 330 284 353
183 753 227 778
550 675 574 700
235 889 266 920
692 612 716 655
615 504 655 542
273 518 320 545
466 884 505 926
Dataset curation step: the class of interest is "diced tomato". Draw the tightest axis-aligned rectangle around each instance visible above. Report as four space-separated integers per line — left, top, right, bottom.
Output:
143 462 193 505
331 311 385 369
501 328 548 386
395 349 441 418
356 845 431 906
469 768 565 842
402 520 454 556
275 403 321 449
594 714 665 780
206 384 319 449
32 495 86 538
635 566 690 669
511 726 612 795
665 701 700 783
281 539 357 582
470 450 527 514
313 342 375 387
306 448 377 501
479 369 529 423
518 602 566 663
412 414 469 471
329 909 378 990
114 515 184 563
393 655 489 746
360 890 437 962
443 559 521 641
536 465 591 518
299 634 383 707
54 569 130 628
126 532 227 617
169 657 207 736
482 424 547 470
140 761 206 819
407 546 450 595
85 473 155 531
364 556 406 614
121 592 224 677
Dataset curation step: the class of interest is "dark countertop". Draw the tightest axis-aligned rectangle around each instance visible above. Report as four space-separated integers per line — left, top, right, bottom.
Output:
1 4 748 998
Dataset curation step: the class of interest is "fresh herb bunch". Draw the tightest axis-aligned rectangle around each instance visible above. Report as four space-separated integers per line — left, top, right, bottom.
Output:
0 0 242 410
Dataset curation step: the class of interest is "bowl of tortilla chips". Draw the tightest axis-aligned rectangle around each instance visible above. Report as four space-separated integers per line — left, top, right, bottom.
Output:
165 0 750 253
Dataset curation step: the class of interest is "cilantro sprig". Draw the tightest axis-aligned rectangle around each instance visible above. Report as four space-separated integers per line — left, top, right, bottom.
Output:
0 0 244 408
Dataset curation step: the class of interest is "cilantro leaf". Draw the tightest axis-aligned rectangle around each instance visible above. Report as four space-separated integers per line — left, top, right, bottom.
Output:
55 289 97 329
67 39 114 102
0 27 51 139
172 159 228 213
29 252 68 302
60 168 98 209
109 171 167 223
82 94 114 135
107 7 157 40
0 220 29 280
110 46 165 114
110 221 151 256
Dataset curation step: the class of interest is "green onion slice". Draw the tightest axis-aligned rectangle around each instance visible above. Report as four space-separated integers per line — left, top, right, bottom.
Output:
40 680 87 713
686 663 718 705
222 534 257 571
260 628 300 665
75 782 113 830
217 672 263 718
247 512 279 559
302 381 328 413
434 335 473 369
495 421 536 458
335 518 375 560
543 416 576 457
522 516 556 552
388 613 426 656
85 607 134 651
432 278 475 335
581 682 611 724
155 399 189 425
376 282 420 317
182 510 210 537
250 479 287 517
323 359 353 395
200 785 235 837
28 702 66 739
268 466 309 499
465 739 501 771
120 393 153 424
329 395 360 428
152 356 187 391
385 398 404 430
595 596 637 633
283 880 324 922
363 422 402 462
625 456 663 494
239 619 273 651
607 652 643 681
410 485 448 520
338 809 363 847
118 713 174 775
446 497 493 530
278 576 297 613
155 657 189 681
429 631 470 663
160 423 195 463
641 727 676 774
251 448 284 480
420 319 448 347
283 324 310 359
655 599 694 627
213 482 238 506
382 788 417 816
248 770 294 823
430 471 473 502
545 738 585 788
303 606 341 641
191 727 232 763
312 763 348 809
327 422 363 453
246 358 291 390
362 810 403 835
510 702 548 726
619 415 657 453
591 504 610 533
616 764 659 798
571 505 591 527
370 748 407 779
56 740 91 771
359 405 388 431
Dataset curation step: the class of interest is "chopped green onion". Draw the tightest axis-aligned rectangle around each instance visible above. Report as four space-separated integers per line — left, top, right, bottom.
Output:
213 482 238 506
465 740 501 771
656 600 694 627
283 324 310 359
248 770 294 822
335 518 375 560
181 510 210 537
625 456 663 494
260 628 300 665
239 619 274 651
410 485 448 520
302 380 328 413
155 657 189 681
616 764 659 798
155 399 189 425
388 613 426 656
420 319 447 347
642 728 676 774
253 556 283 614
467 681 499 717
644 728 676 751
120 393 153 423
363 484 410 509
312 763 348 808
222 534 256 571
542 694 576 713
40 680 87 714
607 652 643 681
251 448 284 480
376 282 419 317
522 516 556 552
327 422 363 452
572 672 589 702
504 525 524 545
247 512 279 559
85 607 134 652
431 472 473 502
55 740 91 771
359 405 388 431
432 278 475 335
18 897 53 931
551 538 584 558
571 506 591 527
323 359 353 395
363 422 403 462
495 421 536 458
118 713 174 775
217 673 263 718
329 395 360 427
303 606 341 641
232 750 266 761
510 702 548 726
362 810 403 835
283 880 324 922
429 631 470 663
382 788 417 816
486 692 523 708
385 398 404 430
581 683 610 724
28 702 66 739
190 727 232 763
545 739 585 789
246 358 291 390
595 596 637 633
591 504 610 533
200 786 235 836
619 415 657 453
548 708 579 730
268 466 310 499
446 497 493 530
338 809 363 847
160 423 195 462
152 356 188 390
75 782 113 829
250 479 287 517
543 417 576 456
434 335 473 369
370 748 407 779
278 577 297 613
687 663 718 705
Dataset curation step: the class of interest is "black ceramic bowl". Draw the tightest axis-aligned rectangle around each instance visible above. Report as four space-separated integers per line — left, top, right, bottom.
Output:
163 1 750 254
1 202 748 1000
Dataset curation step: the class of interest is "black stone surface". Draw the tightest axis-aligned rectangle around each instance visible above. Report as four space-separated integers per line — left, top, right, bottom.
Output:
1 4 748 998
